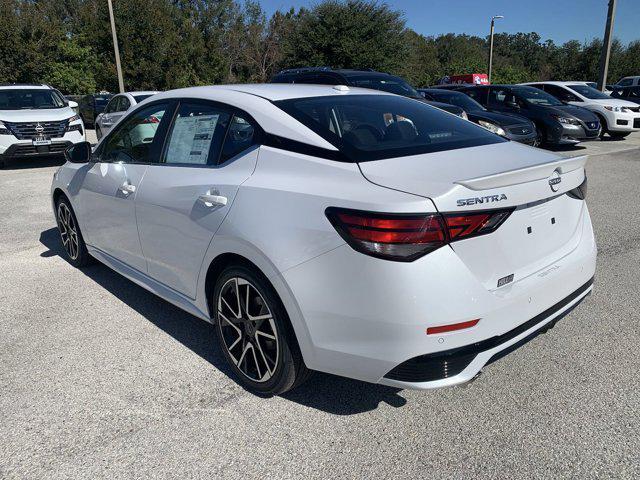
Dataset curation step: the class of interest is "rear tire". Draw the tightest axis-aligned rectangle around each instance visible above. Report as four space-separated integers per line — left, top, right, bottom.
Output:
213 265 310 395
55 196 91 268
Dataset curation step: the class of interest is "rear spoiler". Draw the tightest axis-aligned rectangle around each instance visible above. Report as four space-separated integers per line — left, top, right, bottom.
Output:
456 156 587 191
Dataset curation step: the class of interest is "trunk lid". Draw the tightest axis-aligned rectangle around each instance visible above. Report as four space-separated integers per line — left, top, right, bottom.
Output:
358 141 587 290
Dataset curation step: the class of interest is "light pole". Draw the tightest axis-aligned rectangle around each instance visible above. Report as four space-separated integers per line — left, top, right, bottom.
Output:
107 0 125 93
597 0 617 91
488 15 504 84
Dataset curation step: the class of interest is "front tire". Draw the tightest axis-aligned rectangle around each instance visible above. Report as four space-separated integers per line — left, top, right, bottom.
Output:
55 197 91 267
609 131 631 139
213 265 310 395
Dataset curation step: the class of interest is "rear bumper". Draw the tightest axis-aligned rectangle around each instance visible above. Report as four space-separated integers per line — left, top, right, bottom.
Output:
282 200 597 388
381 277 592 387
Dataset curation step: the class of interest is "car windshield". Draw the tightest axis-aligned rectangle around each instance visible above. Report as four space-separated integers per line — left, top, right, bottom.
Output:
428 91 485 112
0 89 66 110
348 76 421 98
275 94 505 162
133 94 153 103
566 84 611 100
512 87 563 106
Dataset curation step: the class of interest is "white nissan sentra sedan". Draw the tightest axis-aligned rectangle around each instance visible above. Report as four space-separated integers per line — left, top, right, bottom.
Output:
51 84 596 395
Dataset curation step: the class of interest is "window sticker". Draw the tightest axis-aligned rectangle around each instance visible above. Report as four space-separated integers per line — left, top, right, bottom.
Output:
166 114 219 164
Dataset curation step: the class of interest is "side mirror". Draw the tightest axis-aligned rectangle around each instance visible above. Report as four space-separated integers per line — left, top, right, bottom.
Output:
68 100 79 114
65 142 92 164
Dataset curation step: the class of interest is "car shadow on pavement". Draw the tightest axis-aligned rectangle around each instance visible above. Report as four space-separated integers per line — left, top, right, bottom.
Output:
2 156 65 170
39 227 407 415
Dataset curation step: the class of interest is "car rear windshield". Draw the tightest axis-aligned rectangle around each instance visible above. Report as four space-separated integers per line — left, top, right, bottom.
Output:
347 75 421 98
275 94 505 162
429 91 485 112
566 84 611 100
0 89 66 110
133 94 153 103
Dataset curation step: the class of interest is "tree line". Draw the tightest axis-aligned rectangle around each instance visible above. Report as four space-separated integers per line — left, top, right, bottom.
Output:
1 0 638 94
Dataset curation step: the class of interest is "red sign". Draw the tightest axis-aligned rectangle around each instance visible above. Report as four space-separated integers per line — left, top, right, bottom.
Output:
441 74 489 85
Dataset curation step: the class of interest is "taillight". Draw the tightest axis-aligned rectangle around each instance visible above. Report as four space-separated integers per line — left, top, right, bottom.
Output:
567 175 587 200
326 207 513 261
141 115 160 124
444 210 512 241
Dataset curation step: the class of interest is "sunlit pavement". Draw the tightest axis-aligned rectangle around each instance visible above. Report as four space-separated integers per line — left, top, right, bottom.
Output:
0 134 638 478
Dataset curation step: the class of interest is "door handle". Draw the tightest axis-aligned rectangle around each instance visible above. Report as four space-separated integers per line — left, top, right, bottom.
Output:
198 193 228 207
119 182 136 195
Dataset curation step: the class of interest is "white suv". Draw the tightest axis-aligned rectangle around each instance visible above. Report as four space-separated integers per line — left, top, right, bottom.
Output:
523 81 640 138
0 84 85 167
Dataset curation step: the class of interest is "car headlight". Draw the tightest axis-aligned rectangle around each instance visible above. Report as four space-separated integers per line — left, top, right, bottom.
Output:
604 106 624 112
66 115 83 134
68 114 81 123
478 120 506 136
552 115 581 126
0 121 10 136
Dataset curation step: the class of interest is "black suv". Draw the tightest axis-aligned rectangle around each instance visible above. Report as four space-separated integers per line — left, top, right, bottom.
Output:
78 93 113 128
457 85 600 146
611 86 640 105
270 68 466 117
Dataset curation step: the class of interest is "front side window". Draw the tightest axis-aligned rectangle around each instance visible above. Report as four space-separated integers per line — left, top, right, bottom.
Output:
462 88 488 105
101 103 168 163
118 96 131 111
511 86 563 106
566 84 610 100
275 94 505 162
0 89 66 110
104 97 119 113
618 78 633 87
163 103 230 165
543 84 580 102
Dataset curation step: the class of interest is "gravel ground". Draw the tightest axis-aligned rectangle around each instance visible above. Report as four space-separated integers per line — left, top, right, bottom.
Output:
1 139 639 479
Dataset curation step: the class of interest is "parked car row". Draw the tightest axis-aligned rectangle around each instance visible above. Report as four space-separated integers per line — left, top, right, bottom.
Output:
2 69 640 168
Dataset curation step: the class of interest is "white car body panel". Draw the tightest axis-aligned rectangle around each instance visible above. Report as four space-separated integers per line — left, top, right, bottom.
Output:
51 84 597 389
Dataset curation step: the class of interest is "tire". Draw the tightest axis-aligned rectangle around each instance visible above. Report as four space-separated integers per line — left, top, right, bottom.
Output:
609 131 631 139
595 114 608 138
213 265 310 395
55 196 92 267
0 157 6 169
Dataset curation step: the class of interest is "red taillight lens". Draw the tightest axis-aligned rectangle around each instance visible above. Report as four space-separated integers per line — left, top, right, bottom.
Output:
141 115 160 124
444 210 512 241
326 207 513 261
326 208 447 261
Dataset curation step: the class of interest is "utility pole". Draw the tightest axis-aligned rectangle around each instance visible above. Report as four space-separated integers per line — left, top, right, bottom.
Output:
107 0 125 93
488 15 504 84
597 0 617 91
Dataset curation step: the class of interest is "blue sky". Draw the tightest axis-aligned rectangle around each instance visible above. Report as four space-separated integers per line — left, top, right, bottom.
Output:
258 0 640 45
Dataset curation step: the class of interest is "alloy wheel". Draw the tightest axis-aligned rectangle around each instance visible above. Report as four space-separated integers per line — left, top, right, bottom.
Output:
57 202 79 260
217 277 280 383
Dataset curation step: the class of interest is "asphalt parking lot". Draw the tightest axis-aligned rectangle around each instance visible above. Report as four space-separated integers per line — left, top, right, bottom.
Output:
1 133 639 479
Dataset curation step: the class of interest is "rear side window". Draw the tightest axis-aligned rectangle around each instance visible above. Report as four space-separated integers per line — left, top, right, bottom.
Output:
220 115 257 164
275 94 505 162
163 103 230 166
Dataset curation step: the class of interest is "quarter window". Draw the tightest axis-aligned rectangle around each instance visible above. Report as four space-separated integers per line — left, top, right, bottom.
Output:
101 103 168 164
220 115 258 164
163 103 230 165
